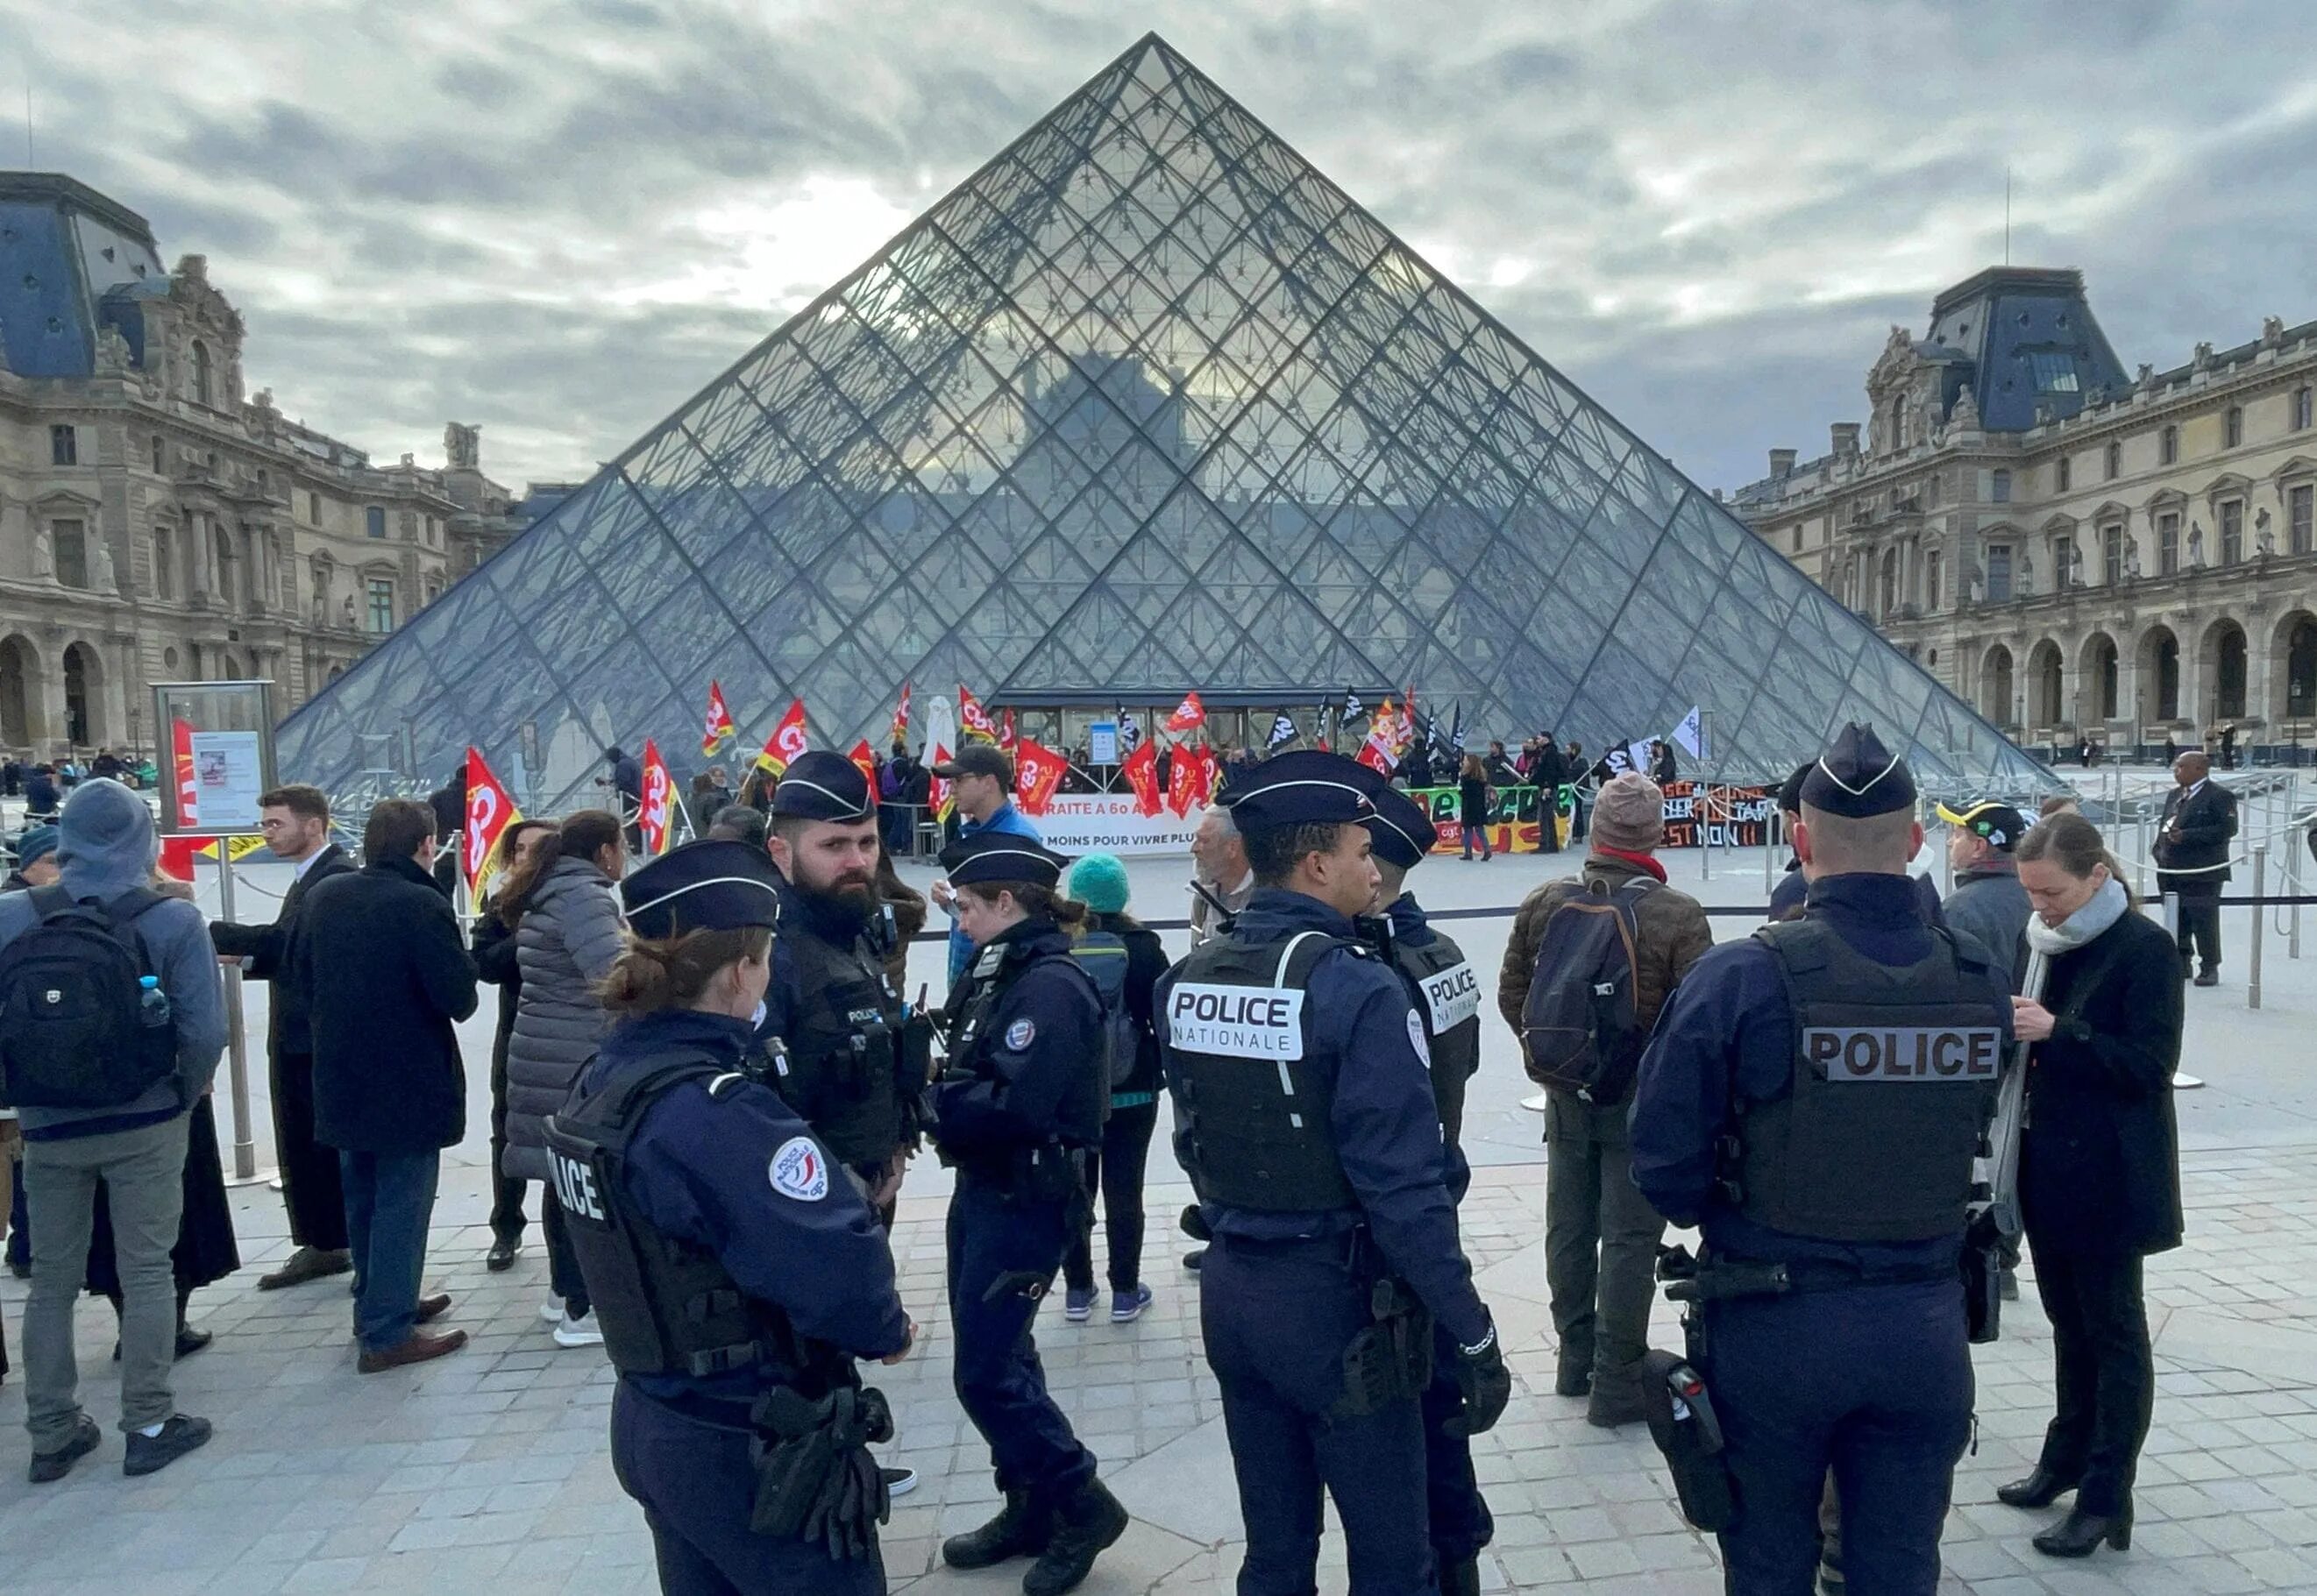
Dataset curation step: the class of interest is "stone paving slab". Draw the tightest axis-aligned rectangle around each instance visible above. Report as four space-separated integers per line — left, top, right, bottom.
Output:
6 1146 2317 1592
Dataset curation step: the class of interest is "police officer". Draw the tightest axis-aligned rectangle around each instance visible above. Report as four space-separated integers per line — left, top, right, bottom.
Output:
544 840 913 1595
1158 750 1509 1596
1629 724 2010 1595
929 832 1127 1596
757 749 931 1224
1353 773 1494 1596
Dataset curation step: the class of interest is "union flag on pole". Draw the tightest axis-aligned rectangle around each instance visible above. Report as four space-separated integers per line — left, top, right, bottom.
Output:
888 680 913 747
958 685 998 744
1165 691 1206 733
929 742 956 821
170 717 201 829
756 698 808 776
1356 699 1401 773
1013 736 1070 816
700 681 736 757
998 708 1017 753
846 740 878 788
638 739 675 857
1119 737 1162 817
1166 741 1206 818
462 747 522 899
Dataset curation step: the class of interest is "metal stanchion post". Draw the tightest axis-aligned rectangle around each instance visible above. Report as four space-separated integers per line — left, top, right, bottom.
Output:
2249 845 2267 1011
216 845 258 1181
2163 889 2206 1089
1762 808 1775 896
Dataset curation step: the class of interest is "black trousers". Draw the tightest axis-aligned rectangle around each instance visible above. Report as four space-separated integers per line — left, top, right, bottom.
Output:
1063 1101 1159 1295
2031 1249 2154 1517
543 1195 593 1318
2175 890 2221 973
487 1039 529 1244
272 1048 348 1252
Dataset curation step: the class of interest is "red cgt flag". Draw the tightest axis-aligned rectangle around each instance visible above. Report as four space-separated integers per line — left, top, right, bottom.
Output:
462 747 522 897
1166 740 1209 818
999 708 1017 753
846 740 878 788
958 685 998 744
700 680 736 756
888 680 913 747
1120 737 1162 817
638 739 675 857
756 698 808 777
929 741 956 821
1013 736 1071 817
1165 691 1206 733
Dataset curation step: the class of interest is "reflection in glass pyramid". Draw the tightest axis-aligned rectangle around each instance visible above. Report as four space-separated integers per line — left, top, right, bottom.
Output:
278 32 2058 814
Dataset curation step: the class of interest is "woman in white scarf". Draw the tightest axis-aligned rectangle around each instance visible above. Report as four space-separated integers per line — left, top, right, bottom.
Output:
1999 814 2185 1562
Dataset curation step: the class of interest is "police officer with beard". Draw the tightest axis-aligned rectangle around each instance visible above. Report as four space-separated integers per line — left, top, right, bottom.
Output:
929 833 1127 1596
543 841 913 1594
1352 773 1494 1596
1159 750 1508 1596
1629 724 2010 1595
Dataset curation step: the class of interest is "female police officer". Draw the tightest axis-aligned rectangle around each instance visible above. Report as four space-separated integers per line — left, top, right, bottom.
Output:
543 839 913 1595
929 832 1127 1596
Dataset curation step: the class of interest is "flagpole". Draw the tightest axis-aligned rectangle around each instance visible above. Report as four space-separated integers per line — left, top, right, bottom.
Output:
1700 712 1715 883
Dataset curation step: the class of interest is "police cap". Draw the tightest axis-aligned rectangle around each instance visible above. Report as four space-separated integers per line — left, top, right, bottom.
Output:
1799 722 1917 819
1345 764 1438 869
621 839 784 940
770 749 874 821
1226 749 1376 833
938 831 1070 889
1934 798 2029 853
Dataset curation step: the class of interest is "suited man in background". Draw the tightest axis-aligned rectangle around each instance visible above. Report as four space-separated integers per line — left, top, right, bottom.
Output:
2153 752 2237 986
210 784 357 1288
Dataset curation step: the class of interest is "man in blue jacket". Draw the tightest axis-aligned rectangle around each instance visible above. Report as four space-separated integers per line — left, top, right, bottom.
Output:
3 779 226 1482
927 742 1041 989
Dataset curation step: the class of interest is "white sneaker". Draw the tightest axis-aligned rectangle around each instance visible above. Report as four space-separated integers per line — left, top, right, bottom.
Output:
881 1465 918 1497
551 1310 604 1349
538 1296 565 1325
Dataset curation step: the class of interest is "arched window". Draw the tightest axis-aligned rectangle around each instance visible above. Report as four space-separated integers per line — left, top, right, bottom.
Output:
191 340 213 408
152 527 174 599
2297 387 2314 431
213 525 236 606
2056 455 2072 493
2217 627 2248 719
1925 550 1942 611
2160 424 2178 465
1879 549 1899 618
151 435 166 474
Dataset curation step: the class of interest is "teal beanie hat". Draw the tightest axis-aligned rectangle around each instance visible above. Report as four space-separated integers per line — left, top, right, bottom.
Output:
1066 852 1131 915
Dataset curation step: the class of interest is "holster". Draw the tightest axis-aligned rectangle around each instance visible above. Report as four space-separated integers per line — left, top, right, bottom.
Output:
895 1012 935 1103
1662 1260 1791 1305
747 1384 895 1561
1962 1210 2003 1345
1327 1275 1434 1422
1638 1347 1738 1531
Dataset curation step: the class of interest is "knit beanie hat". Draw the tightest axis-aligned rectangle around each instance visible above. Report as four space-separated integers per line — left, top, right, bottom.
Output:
1065 852 1131 915
13 823 58 869
1590 773 1666 854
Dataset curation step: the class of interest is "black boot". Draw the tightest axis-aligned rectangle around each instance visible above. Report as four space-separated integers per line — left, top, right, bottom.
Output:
1996 1466 2080 1509
1585 1361 1648 1429
941 1490 1051 1570
1439 1556 1482 1596
2032 1505 2130 1557
1023 1479 1128 1596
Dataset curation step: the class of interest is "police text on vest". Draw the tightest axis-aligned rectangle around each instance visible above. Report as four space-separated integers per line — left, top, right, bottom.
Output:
1802 1026 2004 1081
1168 983 1304 1060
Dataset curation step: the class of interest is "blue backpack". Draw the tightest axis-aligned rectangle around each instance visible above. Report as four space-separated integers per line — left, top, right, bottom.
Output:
1069 930 1141 1095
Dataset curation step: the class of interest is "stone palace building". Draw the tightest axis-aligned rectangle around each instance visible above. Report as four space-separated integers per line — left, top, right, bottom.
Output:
1732 266 2317 762
0 172 539 761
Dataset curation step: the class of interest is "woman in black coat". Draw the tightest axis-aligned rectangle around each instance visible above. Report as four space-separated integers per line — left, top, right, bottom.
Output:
2001 814 2184 1561
1456 754 1494 862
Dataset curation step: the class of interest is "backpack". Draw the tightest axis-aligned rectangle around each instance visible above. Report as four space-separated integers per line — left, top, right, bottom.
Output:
1069 930 1141 1094
0 886 178 1111
1520 876 1656 1104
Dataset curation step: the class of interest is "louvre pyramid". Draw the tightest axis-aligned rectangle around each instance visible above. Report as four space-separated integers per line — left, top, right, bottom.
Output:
278 32 2056 812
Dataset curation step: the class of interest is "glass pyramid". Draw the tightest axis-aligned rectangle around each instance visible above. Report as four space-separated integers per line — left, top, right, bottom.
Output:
277 32 2057 814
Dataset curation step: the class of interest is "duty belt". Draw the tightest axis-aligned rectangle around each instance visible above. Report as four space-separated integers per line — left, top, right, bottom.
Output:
1660 1246 1954 1303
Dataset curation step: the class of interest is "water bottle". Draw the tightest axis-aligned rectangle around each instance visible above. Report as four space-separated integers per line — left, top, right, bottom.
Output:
139 974 172 1028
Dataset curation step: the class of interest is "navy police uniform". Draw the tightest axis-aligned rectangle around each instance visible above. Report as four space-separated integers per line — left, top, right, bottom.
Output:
1160 751 1507 1596
1358 777 1495 1594
928 833 1127 1592
545 841 911 1596
752 751 930 1207
1631 726 2010 1595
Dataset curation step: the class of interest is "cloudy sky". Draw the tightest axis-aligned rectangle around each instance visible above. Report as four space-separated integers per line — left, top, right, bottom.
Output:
11 0 2313 497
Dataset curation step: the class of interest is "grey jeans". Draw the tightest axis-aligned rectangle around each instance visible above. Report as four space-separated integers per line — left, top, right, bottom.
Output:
22 1112 189 1447
1543 1091 1666 1380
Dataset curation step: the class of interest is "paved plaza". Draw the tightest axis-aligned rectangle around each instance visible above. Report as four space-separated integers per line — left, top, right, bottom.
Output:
7 827 2317 1592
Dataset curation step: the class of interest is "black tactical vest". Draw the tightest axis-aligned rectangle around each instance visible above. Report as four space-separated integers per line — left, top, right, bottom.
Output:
1736 919 2007 1243
1389 931 1482 1148
766 921 905 1171
946 934 1106 1151
1165 928 1360 1212
544 1059 830 1387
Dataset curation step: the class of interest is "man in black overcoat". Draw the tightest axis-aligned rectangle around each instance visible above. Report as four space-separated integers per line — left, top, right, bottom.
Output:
2153 751 2238 985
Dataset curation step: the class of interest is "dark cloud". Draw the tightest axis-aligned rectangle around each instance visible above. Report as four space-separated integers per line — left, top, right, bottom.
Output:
17 0 2313 505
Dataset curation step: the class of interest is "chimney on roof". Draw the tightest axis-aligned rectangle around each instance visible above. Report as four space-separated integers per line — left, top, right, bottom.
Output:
1769 448 1797 480
1830 422 1861 460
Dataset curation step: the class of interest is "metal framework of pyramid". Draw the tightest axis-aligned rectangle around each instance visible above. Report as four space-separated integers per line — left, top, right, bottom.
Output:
277 32 2056 813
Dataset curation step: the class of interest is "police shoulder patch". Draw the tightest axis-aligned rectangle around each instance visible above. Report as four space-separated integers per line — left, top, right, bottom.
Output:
1005 1017 1036 1050
1405 1009 1432 1067
769 1136 829 1202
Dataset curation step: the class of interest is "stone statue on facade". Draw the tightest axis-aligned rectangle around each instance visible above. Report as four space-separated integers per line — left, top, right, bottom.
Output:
30 525 53 580
444 422 480 471
2125 541 2142 580
2257 507 2275 557
2015 549 2033 597
312 586 328 625
340 593 356 628
2189 521 2207 567
91 536 117 593
1950 384 1980 431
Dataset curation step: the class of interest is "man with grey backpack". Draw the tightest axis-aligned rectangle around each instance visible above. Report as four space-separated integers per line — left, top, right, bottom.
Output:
0 779 226 1482
1499 772 1710 1427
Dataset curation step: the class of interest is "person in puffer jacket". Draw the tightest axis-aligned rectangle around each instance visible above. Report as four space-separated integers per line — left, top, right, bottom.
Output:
501 809 627 1348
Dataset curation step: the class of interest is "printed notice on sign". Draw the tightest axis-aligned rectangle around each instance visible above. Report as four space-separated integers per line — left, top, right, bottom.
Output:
1168 983 1304 1060
188 730 267 832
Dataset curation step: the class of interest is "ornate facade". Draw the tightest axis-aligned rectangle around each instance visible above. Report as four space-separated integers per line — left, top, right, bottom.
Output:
1734 266 2317 760
0 173 537 759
